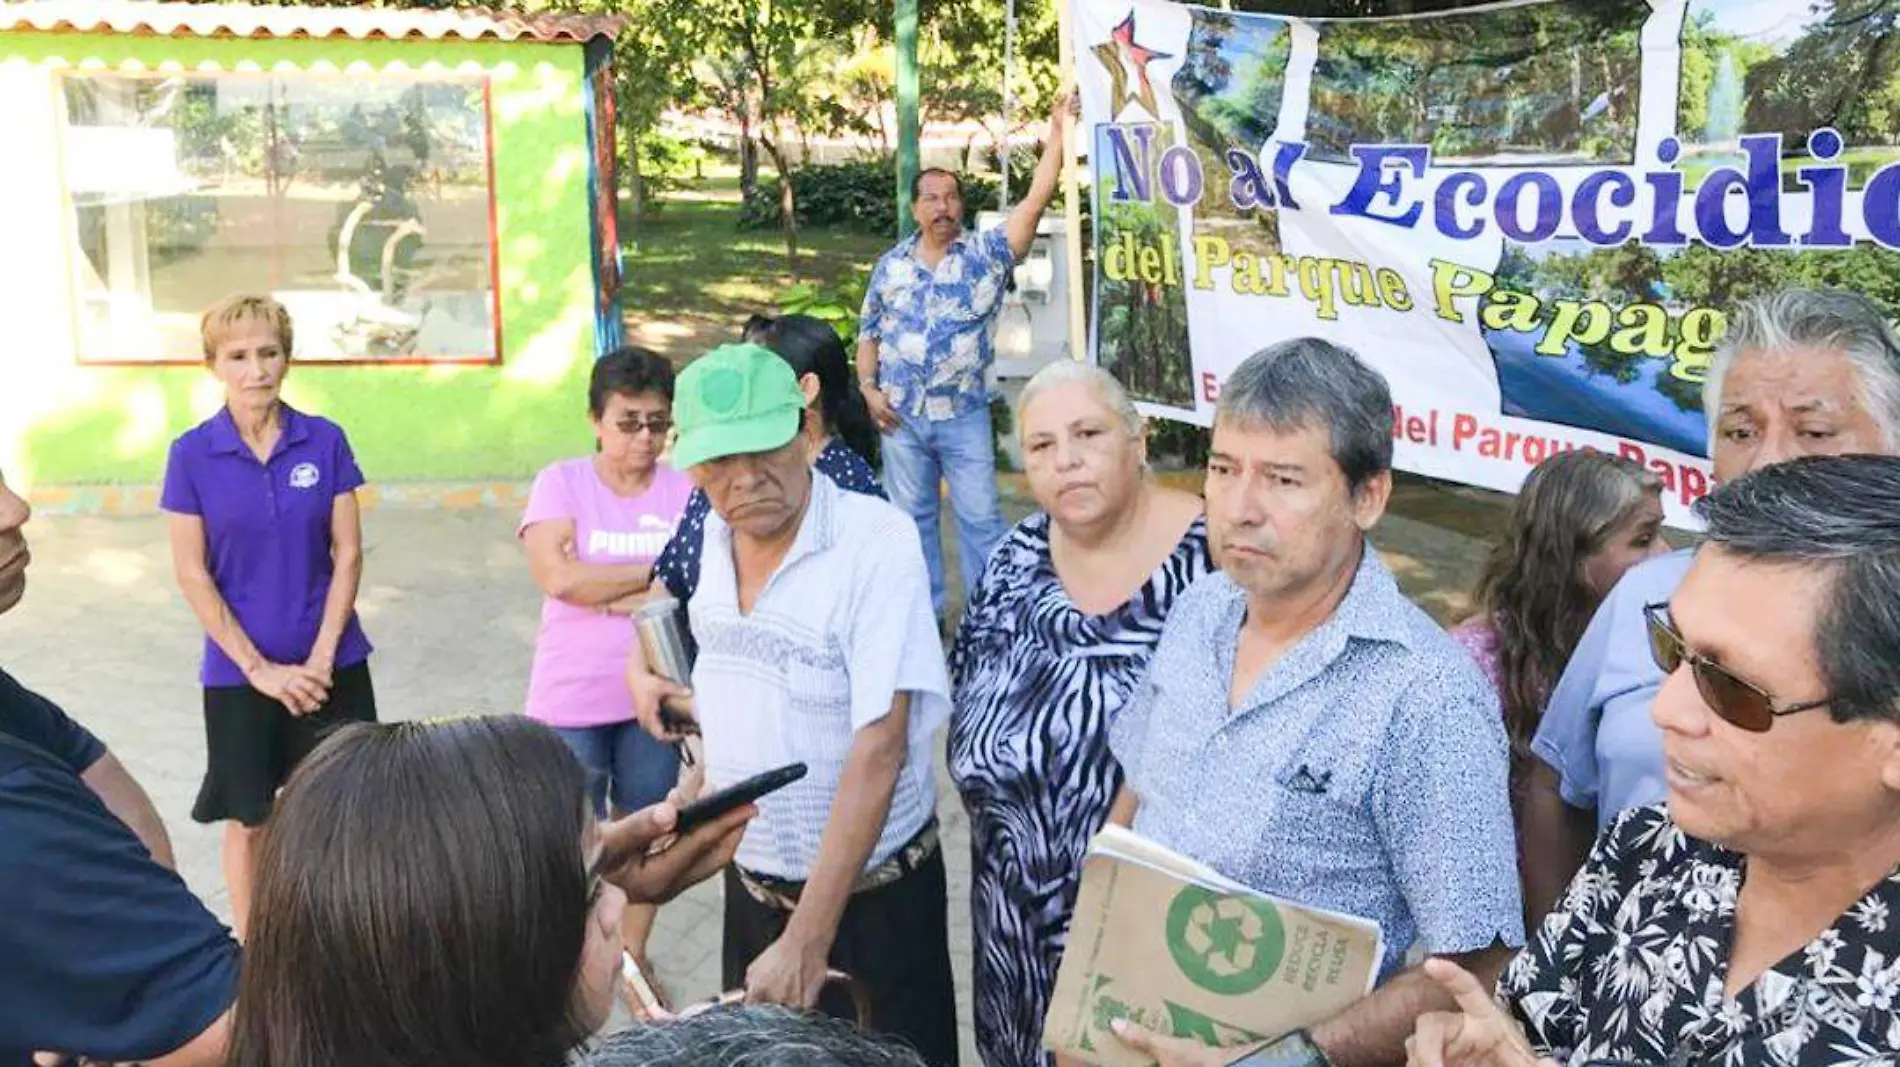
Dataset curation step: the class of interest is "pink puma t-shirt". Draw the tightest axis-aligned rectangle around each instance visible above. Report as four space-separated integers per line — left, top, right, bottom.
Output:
519 456 694 727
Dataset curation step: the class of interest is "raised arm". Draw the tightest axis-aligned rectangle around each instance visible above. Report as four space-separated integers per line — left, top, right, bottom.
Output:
1004 91 1079 261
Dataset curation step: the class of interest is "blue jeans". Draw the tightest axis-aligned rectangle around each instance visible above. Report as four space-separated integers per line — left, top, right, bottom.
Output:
553 721 680 817
881 406 1009 617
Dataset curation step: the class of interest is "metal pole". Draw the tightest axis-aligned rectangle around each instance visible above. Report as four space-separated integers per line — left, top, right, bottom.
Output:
1057 0 1086 361
895 0 921 238
1000 0 1015 208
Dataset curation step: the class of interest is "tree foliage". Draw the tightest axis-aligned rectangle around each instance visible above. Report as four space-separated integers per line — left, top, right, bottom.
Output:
1303 0 1647 163
1742 0 1900 148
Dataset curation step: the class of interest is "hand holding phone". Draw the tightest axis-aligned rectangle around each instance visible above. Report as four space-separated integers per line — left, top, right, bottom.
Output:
673 762 807 836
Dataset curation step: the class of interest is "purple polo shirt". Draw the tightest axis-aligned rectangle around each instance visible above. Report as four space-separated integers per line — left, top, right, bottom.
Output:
160 405 373 688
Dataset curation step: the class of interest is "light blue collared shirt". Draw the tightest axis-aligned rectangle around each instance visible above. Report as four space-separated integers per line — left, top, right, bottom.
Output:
1530 550 1694 830
1110 548 1524 981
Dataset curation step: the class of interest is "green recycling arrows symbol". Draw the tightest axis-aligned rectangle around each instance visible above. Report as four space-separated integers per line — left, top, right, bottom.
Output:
1164 886 1287 996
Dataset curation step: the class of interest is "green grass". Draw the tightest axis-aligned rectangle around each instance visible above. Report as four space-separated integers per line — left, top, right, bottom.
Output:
619 192 890 351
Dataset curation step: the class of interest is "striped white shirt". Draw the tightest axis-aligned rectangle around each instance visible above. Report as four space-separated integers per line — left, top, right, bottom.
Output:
691 472 949 880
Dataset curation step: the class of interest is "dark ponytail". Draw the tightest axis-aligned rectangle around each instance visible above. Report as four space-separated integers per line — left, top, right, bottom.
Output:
743 313 882 466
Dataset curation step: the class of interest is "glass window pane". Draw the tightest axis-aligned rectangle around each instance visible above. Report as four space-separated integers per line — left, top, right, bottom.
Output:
59 70 499 364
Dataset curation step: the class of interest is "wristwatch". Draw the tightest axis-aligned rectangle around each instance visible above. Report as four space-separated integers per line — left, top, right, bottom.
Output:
1224 1031 1332 1067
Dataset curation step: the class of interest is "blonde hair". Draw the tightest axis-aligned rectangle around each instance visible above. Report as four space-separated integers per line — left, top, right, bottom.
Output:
201 295 294 363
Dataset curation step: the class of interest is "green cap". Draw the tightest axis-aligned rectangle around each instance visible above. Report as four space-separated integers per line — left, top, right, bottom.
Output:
670 343 804 469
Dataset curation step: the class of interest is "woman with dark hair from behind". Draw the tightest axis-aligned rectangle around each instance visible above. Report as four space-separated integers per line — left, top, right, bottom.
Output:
224 716 752 1067
1452 450 1665 919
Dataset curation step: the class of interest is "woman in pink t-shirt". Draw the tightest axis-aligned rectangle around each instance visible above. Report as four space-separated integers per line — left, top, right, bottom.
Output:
518 346 693 986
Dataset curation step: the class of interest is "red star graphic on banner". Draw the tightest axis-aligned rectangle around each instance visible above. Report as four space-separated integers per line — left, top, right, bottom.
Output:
1092 11 1173 117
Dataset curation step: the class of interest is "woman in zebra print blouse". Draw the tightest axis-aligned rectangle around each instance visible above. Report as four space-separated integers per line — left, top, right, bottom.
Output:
949 362 1213 1067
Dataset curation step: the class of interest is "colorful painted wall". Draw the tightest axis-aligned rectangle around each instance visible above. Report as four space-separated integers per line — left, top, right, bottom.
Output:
0 31 606 502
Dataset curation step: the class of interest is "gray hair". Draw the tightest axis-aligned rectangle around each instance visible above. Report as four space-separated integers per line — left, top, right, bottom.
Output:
1696 454 1900 724
1704 288 1900 451
1018 360 1143 439
1217 338 1394 490
585 1006 926 1067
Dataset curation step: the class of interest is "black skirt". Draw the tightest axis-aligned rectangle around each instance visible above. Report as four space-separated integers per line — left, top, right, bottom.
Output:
192 660 378 826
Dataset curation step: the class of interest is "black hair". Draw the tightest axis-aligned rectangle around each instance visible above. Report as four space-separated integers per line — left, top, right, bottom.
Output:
227 716 595 1067
909 167 963 202
589 1006 926 1067
1696 454 1900 724
1217 338 1394 493
589 346 675 417
742 314 881 466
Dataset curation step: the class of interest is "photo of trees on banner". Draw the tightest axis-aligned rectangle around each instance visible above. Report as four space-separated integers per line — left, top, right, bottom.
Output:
1074 0 1900 521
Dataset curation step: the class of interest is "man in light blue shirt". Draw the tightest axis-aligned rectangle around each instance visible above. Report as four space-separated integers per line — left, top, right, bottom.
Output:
1109 339 1522 1067
1529 549 1692 828
1521 289 1900 920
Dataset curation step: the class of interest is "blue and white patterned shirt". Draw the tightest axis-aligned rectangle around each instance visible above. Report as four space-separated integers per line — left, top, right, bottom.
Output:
859 225 1016 421
1109 548 1525 981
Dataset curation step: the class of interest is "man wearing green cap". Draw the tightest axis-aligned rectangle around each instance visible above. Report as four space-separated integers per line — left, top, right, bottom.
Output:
670 344 957 1066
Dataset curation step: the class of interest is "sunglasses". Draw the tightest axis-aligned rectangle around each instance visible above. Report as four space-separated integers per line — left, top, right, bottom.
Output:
615 415 673 436
1642 604 1830 732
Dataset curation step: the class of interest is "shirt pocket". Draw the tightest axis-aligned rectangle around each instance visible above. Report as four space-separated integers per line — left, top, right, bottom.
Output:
1267 733 1381 872
777 642 855 758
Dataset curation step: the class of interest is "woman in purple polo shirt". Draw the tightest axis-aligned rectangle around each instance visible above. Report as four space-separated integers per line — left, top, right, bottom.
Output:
161 294 377 939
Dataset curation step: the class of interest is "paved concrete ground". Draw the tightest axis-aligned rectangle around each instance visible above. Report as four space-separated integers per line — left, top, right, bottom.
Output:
0 477 1503 1062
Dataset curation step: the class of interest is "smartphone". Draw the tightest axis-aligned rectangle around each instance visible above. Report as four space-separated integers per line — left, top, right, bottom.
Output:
673 762 807 835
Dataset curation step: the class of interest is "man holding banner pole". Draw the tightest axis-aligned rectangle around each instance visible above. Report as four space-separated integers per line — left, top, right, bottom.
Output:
856 93 1078 625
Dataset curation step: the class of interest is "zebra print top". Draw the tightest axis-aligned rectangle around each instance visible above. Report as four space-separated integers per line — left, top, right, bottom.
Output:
947 509 1213 1067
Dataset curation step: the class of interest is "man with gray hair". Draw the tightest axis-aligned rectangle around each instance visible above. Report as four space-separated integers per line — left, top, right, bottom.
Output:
587 1006 927 1067
1519 286 1900 921
1107 339 1523 1067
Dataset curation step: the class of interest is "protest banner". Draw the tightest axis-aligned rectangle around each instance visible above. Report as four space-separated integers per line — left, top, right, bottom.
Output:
1044 827 1381 1067
1072 0 1900 524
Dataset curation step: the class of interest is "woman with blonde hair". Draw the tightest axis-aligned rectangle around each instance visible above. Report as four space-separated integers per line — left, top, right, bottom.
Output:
162 294 376 938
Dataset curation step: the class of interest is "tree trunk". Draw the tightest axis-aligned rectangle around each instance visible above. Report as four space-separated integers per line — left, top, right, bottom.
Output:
622 95 648 226
761 134 800 279
740 136 759 199
629 149 649 225
739 91 762 200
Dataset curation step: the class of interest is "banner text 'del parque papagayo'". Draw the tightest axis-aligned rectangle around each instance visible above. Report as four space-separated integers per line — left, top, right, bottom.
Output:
1075 0 1900 524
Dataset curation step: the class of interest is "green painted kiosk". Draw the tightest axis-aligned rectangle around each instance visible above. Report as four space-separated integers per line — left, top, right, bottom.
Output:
0 1 630 503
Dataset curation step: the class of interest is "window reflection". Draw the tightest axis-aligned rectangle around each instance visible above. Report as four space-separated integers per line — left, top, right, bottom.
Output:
60 72 499 363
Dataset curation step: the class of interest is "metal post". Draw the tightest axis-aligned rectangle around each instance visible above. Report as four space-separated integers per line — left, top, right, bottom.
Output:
1000 0 1015 208
895 0 921 237
1057 0 1086 361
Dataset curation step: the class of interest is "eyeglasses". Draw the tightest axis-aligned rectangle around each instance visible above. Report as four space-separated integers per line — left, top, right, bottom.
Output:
615 415 673 436
1642 603 1830 732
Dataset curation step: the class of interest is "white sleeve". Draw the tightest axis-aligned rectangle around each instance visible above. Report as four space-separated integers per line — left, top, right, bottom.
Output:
842 511 950 734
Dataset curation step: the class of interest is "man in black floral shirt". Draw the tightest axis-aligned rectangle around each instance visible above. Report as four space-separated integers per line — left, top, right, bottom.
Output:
1408 455 1900 1067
